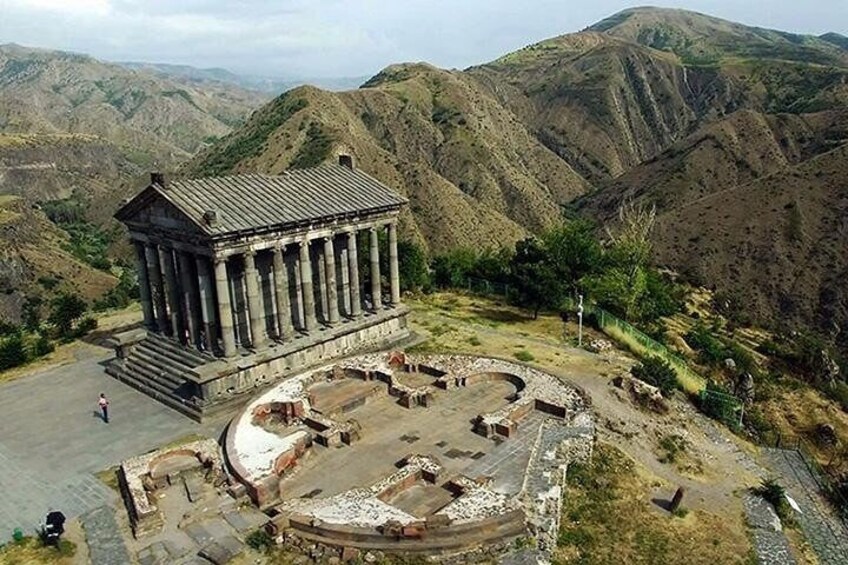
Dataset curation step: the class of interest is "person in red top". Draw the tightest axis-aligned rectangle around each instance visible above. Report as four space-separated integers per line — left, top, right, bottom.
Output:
98 393 109 423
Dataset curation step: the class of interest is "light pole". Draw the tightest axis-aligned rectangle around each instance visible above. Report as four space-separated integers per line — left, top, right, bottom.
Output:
577 294 584 347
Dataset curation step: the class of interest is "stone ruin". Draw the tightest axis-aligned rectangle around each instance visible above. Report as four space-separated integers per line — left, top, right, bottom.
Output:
119 438 226 538
223 352 595 562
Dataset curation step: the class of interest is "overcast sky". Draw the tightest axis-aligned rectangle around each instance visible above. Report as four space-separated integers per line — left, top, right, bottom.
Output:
1 1 846 78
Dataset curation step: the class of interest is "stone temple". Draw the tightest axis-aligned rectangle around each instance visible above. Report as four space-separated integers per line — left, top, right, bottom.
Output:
107 156 412 420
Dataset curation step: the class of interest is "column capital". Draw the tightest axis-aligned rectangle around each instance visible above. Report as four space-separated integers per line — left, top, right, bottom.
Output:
244 248 257 258
276 242 287 252
213 254 228 266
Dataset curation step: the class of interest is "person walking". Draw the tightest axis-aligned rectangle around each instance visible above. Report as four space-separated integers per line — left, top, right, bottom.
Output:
98 393 109 423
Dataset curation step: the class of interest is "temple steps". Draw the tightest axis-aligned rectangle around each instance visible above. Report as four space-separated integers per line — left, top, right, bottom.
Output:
144 333 216 365
107 364 202 420
105 334 212 421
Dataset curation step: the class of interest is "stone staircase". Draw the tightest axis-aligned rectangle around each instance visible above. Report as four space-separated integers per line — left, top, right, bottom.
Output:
106 333 216 420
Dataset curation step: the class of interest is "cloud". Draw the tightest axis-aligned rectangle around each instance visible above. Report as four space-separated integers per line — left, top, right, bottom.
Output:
4 0 111 17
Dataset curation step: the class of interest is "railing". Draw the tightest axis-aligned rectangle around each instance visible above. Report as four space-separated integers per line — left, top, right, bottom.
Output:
582 302 706 394
794 436 848 524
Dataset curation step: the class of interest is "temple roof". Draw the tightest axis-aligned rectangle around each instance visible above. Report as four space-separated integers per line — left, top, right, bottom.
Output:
115 165 407 237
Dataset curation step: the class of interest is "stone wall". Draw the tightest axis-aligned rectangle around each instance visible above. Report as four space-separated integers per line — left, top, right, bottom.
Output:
197 309 409 406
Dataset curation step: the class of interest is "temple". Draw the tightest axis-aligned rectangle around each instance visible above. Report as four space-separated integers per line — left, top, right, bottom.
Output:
107 156 411 420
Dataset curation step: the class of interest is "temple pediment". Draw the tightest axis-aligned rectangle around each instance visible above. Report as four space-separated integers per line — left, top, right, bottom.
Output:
117 189 207 237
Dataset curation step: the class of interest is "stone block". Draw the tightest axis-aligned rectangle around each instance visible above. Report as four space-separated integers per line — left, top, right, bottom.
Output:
184 476 205 502
341 546 360 561
198 535 243 565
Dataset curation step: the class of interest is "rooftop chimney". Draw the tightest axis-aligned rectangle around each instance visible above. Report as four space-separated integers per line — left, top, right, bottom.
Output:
150 171 168 188
338 154 354 170
203 209 218 227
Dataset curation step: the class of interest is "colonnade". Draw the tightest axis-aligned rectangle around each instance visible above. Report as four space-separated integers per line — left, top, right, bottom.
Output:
133 223 401 357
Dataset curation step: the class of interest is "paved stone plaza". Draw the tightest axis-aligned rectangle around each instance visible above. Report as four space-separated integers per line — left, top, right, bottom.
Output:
0 346 217 543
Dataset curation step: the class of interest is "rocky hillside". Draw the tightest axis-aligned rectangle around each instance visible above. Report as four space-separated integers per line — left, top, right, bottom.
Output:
0 194 116 322
189 66 589 253
186 7 848 338
0 43 265 167
0 45 266 323
468 7 848 184
578 108 848 336
0 133 141 217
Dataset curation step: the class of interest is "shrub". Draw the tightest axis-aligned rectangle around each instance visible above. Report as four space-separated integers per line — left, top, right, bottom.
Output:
631 356 678 397
75 316 98 337
755 478 793 524
514 349 535 362
0 333 27 370
48 292 88 337
245 529 273 551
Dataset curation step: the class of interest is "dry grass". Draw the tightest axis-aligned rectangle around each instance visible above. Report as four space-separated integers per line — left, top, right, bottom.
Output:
556 443 755 565
601 324 705 395
0 537 76 565
760 387 848 465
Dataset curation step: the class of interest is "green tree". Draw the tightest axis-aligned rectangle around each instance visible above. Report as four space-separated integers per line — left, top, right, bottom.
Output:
48 292 87 337
431 248 480 288
21 296 43 331
510 237 563 319
631 356 678 397
0 333 27 370
542 219 603 294
397 240 430 292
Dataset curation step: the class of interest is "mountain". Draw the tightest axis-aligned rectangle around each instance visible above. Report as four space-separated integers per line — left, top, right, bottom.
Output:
0 44 267 323
468 8 848 184
0 43 265 166
188 66 589 253
577 108 848 334
119 61 369 94
186 7 848 339
820 33 848 51
0 192 117 323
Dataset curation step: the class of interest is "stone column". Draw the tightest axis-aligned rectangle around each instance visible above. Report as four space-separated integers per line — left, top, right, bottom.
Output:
340 246 351 316
243 251 267 349
324 236 340 325
388 222 401 306
317 244 328 322
195 256 218 352
347 230 362 318
160 245 183 341
146 243 168 333
294 255 305 330
214 256 237 357
133 241 155 329
273 245 294 339
178 252 201 347
370 227 382 311
299 239 317 332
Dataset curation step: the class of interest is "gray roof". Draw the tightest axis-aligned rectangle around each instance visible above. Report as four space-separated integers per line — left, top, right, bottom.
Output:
119 165 407 236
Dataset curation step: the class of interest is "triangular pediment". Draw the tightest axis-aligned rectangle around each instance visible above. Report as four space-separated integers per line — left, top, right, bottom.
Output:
115 186 208 236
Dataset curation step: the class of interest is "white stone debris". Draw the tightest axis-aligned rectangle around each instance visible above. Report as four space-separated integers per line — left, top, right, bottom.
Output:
280 488 418 527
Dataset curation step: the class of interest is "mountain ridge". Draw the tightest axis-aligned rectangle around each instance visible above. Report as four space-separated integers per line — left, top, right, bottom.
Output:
185 6 848 339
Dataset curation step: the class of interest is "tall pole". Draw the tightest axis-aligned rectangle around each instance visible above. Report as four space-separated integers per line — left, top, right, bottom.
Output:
577 294 584 347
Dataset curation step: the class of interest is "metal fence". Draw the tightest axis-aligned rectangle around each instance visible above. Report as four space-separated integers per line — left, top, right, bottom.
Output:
465 276 513 299
792 436 848 523
582 302 707 394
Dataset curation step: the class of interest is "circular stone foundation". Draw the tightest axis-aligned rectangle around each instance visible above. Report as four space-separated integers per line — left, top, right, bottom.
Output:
224 352 595 560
